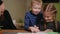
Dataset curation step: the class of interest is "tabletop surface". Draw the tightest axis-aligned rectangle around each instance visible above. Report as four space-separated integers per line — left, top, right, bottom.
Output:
0 30 59 34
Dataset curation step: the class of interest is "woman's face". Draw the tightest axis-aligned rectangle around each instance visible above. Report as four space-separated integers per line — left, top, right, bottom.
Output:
0 3 5 16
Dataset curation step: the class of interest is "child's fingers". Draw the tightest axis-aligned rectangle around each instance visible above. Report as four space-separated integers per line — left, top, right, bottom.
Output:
34 25 39 28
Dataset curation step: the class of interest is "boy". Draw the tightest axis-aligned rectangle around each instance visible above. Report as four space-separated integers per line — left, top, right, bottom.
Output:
24 0 43 32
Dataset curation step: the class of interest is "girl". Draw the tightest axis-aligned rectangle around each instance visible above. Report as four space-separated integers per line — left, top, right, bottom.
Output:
36 3 60 32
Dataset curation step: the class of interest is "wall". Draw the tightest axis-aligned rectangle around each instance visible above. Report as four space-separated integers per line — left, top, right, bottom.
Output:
3 0 27 22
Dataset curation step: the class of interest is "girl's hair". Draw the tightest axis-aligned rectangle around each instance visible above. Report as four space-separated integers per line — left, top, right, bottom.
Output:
43 3 57 13
43 3 57 21
0 15 5 22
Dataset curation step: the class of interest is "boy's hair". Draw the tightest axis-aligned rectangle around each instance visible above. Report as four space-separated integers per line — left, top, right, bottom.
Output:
31 0 42 6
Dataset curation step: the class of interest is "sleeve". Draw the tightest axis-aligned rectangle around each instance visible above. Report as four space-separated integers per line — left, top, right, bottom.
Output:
36 13 44 31
36 13 44 27
57 21 60 32
4 10 16 29
24 13 30 30
46 23 56 31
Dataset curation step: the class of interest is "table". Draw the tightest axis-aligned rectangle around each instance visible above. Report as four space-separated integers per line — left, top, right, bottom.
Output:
0 30 59 34
2 30 26 32
2 30 30 34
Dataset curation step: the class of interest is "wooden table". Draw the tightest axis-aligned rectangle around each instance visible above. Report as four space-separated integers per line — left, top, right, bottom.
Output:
0 31 2 34
2 30 27 32
0 30 58 34
0 30 28 34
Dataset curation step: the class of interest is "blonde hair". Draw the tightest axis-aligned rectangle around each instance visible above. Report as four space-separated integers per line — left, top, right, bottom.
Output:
30 0 42 10
31 0 42 6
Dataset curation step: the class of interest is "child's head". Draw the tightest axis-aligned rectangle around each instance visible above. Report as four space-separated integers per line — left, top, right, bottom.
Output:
43 11 54 22
43 3 57 22
31 0 42 15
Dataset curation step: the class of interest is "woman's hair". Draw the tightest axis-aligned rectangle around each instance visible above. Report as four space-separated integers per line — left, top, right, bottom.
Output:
0 0 3 5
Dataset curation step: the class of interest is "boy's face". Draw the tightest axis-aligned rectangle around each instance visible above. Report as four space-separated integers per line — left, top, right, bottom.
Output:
43 12 54 22
31 3 42 15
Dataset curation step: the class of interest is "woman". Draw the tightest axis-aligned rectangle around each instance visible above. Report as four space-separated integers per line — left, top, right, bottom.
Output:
0 0 16 29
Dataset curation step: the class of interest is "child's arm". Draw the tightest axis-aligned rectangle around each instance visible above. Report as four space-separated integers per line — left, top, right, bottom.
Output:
24 13 30 30
45 23 55 32
29 25 40 33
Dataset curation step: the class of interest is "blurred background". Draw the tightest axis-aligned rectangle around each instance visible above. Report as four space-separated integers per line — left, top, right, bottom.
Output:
2 0 31 29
